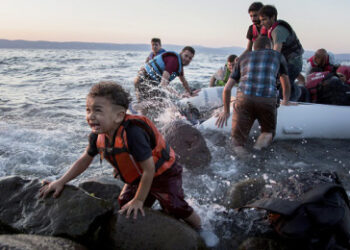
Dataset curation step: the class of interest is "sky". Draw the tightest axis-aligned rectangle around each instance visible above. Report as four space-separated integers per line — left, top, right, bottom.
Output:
1 0 350 53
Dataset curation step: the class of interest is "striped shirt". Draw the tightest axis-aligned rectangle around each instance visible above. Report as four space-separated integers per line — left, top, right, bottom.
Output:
230 49 288 98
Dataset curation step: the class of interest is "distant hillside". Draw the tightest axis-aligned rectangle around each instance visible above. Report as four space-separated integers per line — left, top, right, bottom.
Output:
0 39 244 55
0 39 349 61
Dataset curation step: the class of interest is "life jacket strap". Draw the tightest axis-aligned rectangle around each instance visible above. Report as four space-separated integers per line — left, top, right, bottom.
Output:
147 62 162 82
154 143 171 171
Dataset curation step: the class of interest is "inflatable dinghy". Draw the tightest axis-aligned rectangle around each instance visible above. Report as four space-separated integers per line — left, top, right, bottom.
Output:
200 102 350 140
178 87 236 112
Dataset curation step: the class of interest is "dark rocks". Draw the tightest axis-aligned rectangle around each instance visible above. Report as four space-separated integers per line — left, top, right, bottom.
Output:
238 237 285 250
79 176 124 211
226 178 266 209
0 234 87 250
0 175 205 249
0 176 114 246
111 208 205 250
163 120 211 169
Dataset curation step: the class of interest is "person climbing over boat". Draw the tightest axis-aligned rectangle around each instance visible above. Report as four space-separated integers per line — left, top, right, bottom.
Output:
134 46 199 100
215 36 291 156
145 38 166 63
209 54 237 87
259 5 304 101
241 2 266 56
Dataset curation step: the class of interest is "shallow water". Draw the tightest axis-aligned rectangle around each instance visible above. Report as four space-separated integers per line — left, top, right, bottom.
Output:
0 48 349 247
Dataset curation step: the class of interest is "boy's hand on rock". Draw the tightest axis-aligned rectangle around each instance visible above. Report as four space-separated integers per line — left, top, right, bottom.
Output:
39 180 64 199
119 199 145 220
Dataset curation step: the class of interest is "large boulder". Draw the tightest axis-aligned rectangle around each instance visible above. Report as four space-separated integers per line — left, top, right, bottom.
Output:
0 176 114 247
0 234 87 250
226 178 266 209
110 208 205 250
163 120 211 169
79 176 124 211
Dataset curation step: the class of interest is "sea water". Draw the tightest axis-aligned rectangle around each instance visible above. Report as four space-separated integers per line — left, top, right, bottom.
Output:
1 48 349 246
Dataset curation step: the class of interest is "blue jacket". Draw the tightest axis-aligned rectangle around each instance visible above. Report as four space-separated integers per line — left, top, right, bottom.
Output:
147 48 166 61
144 52 182 83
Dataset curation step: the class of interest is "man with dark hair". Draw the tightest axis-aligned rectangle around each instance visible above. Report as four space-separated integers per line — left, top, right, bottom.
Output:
145 38 166 63
216 36 291 156
209 54 238 87
134 46 198 99
243 2 266 55
259 5 304 101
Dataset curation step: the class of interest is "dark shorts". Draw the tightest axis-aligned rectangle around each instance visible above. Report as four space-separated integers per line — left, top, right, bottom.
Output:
232 93 277 146
118 162 194 219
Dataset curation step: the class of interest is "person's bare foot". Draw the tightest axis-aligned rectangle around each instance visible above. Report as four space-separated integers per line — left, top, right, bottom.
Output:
253 132 273 150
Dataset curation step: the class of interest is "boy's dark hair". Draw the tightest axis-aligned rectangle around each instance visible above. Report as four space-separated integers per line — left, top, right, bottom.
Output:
88 81 131 109
253 36 271 50
182 46 195 55
259 5 278 19
151 38 161 45
227 54 237 63
248 2 264 13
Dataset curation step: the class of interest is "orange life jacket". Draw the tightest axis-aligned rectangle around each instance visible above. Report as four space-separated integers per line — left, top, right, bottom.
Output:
252 24 267 41
96 114 176 184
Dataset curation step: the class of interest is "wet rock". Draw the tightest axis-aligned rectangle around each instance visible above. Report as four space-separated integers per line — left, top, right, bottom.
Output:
0 234 87 250
201 129 229 147
0 176 114 247
163 120 211 169
254 171 342 201
227 178 266 209
111 208 205 250
79 176 124 210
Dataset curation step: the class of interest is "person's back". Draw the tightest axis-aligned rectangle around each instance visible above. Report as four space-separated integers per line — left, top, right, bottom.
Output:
216 36 290 156
236 49 286 98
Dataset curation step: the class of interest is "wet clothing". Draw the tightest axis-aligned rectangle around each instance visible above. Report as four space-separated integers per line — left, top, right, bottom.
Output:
246 24 267 42
144 52 183 83
229 49 287 146
95 114 175 185
232 93 276 147
230 49 288 98
88 125 152 162
146 48 166 62
87 117 194 219
118 161 193 219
